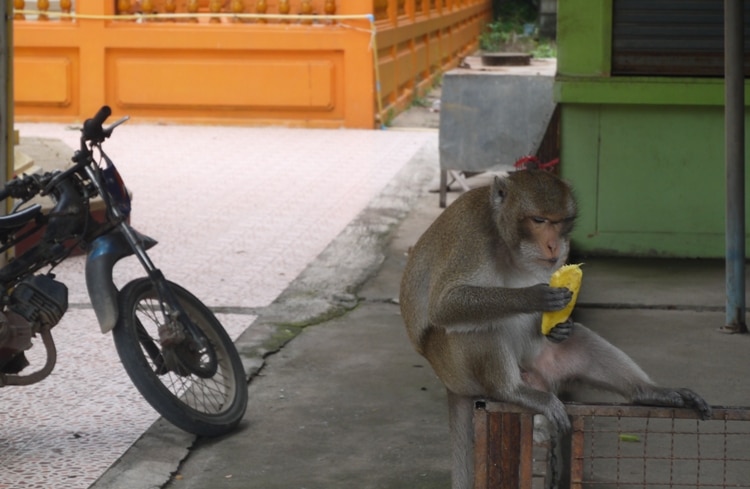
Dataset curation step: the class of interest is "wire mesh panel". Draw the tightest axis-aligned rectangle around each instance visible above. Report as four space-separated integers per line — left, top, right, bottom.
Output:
565 405 750 489
475 402 750 489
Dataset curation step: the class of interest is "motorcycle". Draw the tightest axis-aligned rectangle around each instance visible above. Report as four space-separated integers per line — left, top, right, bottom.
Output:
0 106 248 437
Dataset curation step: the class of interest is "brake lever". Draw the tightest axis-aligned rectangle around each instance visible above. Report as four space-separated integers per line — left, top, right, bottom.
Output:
103 116 130 138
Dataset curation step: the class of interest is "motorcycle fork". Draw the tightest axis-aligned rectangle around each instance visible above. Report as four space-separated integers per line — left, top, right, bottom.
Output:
150 269 197 347
117 222 206 348
84 163 206 348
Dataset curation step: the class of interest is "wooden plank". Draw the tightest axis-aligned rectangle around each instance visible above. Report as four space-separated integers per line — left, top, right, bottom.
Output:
473 403 489 489
518 413 534 489
570 417 586 489
488 411 520 488
564 403 750 421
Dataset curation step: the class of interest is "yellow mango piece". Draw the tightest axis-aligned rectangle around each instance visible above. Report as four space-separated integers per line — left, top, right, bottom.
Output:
541 264 583 335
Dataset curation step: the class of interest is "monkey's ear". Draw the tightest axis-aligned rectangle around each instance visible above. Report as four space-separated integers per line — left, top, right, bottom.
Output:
491 176 508 208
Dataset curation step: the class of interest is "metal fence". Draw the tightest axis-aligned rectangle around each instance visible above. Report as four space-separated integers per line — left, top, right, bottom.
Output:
474 402 750 489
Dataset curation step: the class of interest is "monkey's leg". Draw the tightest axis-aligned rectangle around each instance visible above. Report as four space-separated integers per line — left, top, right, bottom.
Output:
500 383 571 433
447 390 475 489
544 324 712 419
475 353 571 433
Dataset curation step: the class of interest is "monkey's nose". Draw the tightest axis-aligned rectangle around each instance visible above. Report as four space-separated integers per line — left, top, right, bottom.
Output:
546 241 560 259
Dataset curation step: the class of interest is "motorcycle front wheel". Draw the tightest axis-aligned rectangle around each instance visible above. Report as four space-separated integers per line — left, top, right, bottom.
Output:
112 278 248 437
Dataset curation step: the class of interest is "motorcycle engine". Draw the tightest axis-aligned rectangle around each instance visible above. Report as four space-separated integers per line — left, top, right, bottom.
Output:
10 275 69 328
0 275 68 374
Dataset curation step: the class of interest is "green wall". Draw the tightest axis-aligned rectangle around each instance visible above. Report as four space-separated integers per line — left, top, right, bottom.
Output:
556 0 749 257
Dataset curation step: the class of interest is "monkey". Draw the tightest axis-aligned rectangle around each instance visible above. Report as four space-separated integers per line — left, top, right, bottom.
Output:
399 169 712 489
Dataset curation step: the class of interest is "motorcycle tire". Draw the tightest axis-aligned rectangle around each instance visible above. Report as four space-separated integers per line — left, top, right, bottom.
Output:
112 277 248 437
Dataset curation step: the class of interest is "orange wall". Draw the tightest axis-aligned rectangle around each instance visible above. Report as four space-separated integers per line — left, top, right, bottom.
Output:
13 0 490 128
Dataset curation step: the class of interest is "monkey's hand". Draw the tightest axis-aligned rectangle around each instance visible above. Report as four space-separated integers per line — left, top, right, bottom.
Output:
546 318 573 343
633 387 713 420
529 283 573 312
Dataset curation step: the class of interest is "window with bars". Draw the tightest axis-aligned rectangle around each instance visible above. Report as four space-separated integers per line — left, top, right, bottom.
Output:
612 0 750 77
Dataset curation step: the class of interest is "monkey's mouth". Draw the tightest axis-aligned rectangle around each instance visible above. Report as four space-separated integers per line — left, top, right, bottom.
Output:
538 258 560 268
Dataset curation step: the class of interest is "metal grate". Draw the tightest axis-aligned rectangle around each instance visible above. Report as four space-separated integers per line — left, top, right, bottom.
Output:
473 402 750 489
566 405 750 489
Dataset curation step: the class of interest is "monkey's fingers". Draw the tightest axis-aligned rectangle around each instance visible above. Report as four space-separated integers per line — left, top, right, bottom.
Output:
544 398 572 434
542 264 583 334
541 285 573 312
538 285 573 335
677 388 713 420
546 318 573 343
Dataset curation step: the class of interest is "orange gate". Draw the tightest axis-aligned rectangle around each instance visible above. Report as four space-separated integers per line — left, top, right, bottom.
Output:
13 0 490 128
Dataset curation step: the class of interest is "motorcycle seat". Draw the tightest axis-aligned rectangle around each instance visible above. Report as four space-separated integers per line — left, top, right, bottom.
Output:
0 204 42 230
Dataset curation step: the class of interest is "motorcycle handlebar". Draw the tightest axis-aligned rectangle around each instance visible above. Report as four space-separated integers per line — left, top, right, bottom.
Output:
1 105 124 203
0 174 47 202
92 105 112 126
82 105 112 142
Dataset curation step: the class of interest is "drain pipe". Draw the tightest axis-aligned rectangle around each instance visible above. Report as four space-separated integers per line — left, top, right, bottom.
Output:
724 0 748 333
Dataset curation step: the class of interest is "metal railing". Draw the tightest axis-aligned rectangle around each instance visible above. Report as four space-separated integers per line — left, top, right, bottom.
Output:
13 0 490 128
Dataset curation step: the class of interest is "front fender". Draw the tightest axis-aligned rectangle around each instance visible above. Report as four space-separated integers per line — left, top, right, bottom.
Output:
86 229 157 333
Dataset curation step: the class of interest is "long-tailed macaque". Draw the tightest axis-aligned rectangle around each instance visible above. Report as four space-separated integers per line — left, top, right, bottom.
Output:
399 169 711 489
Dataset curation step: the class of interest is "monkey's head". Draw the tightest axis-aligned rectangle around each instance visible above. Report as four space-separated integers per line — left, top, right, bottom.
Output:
491 170 577 271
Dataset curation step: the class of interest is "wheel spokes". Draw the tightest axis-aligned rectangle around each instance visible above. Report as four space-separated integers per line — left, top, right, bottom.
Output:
133 294 235 414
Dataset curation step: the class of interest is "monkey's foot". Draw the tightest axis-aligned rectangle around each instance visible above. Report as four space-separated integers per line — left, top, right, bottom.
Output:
542 397 572 434
634 387 713 420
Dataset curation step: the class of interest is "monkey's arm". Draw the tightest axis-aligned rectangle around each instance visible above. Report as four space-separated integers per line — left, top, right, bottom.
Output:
429 283 572 327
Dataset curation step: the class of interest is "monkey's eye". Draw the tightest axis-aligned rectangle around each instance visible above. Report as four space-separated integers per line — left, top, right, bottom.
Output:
531 217 547 224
